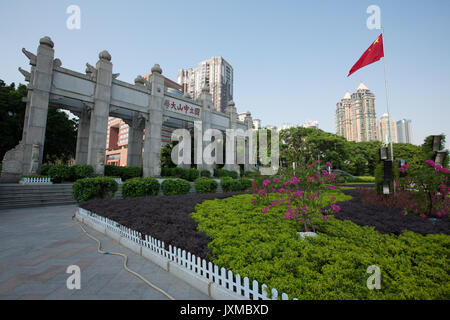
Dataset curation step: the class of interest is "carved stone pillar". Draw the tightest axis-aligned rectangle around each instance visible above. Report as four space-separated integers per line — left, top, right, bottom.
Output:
87 50 113 176
143 64 164 177
126 112 145 167
224 100 240 177
75 104 91 164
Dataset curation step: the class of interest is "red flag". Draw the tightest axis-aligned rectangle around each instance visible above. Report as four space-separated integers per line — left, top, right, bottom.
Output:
348 34 384 77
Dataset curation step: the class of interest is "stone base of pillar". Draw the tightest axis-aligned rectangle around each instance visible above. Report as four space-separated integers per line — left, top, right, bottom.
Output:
0 142 25 183
244 164 257 172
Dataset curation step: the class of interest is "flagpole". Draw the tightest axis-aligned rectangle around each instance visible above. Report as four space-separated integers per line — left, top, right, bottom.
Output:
381 27 395 193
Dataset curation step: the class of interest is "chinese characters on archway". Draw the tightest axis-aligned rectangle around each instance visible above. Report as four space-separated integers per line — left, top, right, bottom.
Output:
163 97 201 118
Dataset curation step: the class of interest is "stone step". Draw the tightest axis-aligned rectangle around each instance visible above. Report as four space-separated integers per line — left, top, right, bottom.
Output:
0 193 73 200
0 200 77 210
0 194 74 203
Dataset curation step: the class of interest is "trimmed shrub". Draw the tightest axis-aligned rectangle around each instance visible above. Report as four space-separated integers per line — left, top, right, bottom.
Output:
161 167 174 177
121 166 142 180
48 164 71 183
40 164 51 176
161 178 191 195
220 177 234 192
200 169 211 178
239 177 252 191
194 177 218 194
222 177 252 192
122 177 160 198
242 170 260 178
72 164 94 180
104 165 142 181
104 165 120 177
187 168 199 181
173 167 190 180
72 177 118 201
214 168 238 179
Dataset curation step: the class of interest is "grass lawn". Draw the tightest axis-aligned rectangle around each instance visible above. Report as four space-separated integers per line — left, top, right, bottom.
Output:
191 192 449 300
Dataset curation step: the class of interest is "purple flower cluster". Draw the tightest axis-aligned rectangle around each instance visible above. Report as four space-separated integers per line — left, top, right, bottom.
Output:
251 161 343 233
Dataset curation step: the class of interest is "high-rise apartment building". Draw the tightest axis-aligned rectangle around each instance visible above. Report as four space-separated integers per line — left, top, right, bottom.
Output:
336 83 378 142
396 119 412 144
378 113 398 144
178 57 233 113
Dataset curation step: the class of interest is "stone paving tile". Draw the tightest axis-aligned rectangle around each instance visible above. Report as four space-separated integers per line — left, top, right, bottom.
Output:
0 205 211 300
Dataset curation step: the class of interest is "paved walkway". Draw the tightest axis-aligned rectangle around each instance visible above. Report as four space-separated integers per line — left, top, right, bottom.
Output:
0 205 210 300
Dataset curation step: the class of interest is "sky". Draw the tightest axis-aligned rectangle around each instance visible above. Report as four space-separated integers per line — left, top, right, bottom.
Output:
0 0 449 147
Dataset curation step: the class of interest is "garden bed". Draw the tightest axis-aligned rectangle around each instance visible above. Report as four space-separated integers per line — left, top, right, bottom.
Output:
80 187 449 262
79 192 244 260
332 187 450 235
79 187 449 299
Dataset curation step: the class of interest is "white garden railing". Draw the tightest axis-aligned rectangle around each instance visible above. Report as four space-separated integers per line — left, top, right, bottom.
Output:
77 207 297 300
20 177 52 184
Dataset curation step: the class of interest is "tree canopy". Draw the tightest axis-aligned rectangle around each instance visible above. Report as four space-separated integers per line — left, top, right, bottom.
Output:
278 126 433 176
0 79 77 163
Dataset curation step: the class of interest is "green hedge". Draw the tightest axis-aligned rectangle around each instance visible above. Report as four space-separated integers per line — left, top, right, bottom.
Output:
40 164 51 176
242 170 260 178
48 164 72 183
161 178 191 195
220 177 234 192
221 177 252 192
104 165 142 180
44 164 94 182
187 168 199 181
72 164 94 180
122 177 160 198
192 194 450 300
194 177 218 194
200 169 211 177
72 177 118 201
238 177 252 191
161 167 199 181
161 167 173 177
214 168 238 179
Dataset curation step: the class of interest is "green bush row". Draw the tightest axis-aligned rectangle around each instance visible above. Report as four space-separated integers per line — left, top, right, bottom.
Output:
122 177 160 198
241 170 260 178
220 177 252 192
191 194 450 300
72 177 118 201
104 165 142 181
161 178 191 195
194 177 218 194
214 168 238 179
43 164 94 183
160 167 203 181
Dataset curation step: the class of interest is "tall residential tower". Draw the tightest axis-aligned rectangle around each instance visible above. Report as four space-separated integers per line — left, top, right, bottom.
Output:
378 113 398 144
178 57 233 113
335 83 378 142
396 119 412 143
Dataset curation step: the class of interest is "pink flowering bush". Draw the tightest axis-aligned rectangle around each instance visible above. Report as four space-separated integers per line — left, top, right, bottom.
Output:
251 161 344 232
396 160 450 218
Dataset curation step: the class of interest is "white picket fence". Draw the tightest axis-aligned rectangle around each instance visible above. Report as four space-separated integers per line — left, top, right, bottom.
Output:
77 207 297 300
20 177 52 184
